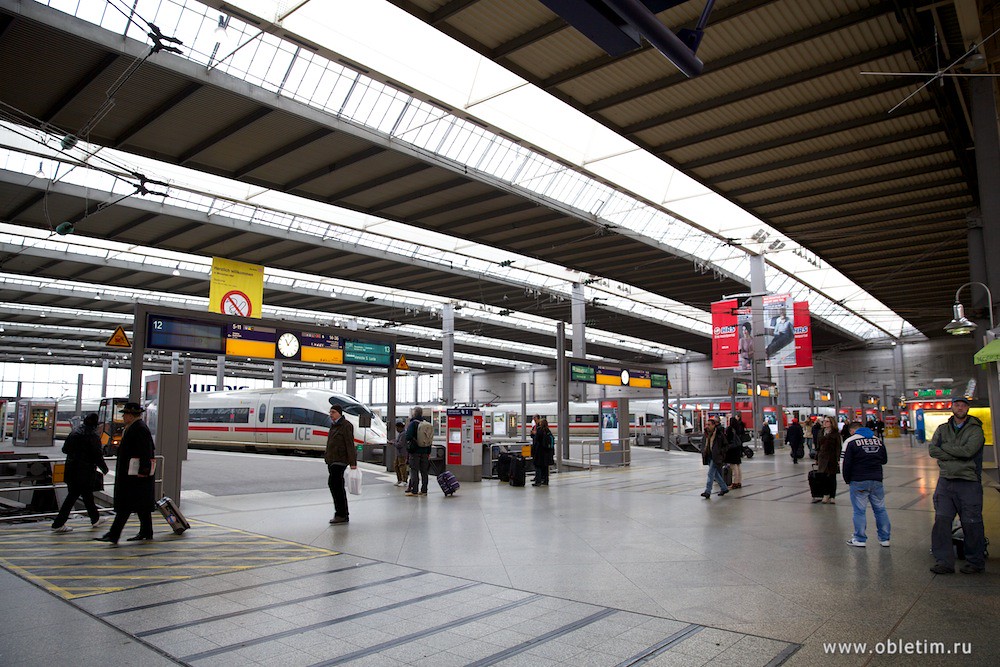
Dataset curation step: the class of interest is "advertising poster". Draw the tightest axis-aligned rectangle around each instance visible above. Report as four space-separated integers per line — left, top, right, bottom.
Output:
736 305 753 371
600 400 619 445
787 301 813 369
764 293 795 368
711 299 739 369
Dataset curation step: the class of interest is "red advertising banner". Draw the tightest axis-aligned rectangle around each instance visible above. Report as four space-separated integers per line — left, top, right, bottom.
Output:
711 299 739 369
788 301 813 369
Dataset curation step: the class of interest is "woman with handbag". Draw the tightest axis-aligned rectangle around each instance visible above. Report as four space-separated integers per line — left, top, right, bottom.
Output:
725 416 744 489
815 416 843 504
51 413 108 533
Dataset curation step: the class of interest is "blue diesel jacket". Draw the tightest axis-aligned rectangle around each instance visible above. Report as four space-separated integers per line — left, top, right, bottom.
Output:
842 427 887 484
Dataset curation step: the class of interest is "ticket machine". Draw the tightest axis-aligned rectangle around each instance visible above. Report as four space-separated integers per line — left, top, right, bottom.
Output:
13 399 57 447
446 407 483 482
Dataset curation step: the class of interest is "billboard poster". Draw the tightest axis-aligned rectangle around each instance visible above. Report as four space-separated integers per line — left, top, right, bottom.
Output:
600 400 619 445
711 299 739 369
788 301 813 369
764 294 795 368
735 305 753 371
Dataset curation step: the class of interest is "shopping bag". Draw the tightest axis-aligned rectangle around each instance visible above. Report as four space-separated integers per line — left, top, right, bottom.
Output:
346 467 363 495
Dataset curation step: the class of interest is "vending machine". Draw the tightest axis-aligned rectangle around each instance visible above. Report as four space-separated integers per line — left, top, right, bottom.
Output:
446 407 483 481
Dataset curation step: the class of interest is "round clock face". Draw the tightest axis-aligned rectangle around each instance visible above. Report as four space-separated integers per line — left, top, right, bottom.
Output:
620 369 630 385
277 332 300 358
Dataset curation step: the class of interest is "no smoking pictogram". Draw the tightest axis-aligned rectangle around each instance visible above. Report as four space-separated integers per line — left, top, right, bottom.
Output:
220 290 252 317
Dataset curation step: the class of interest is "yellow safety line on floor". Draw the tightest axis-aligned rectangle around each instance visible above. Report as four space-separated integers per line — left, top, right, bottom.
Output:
0 519 339 599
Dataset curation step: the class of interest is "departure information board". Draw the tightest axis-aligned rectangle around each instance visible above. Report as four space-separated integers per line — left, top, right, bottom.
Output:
145 314 393 368
570 360 667 389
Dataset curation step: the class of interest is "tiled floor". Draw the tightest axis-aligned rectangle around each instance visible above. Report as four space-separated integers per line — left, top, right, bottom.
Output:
2 437 999 665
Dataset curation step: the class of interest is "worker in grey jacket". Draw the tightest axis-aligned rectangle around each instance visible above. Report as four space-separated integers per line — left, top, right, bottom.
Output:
928 397 986 574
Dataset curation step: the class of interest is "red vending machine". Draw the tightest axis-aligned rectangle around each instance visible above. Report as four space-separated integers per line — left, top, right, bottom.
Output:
446 408 483 481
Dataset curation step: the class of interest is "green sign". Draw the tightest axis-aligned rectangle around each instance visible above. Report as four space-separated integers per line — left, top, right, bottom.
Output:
571 363 596 383
651 373 667 388
914 388 951 398
344 340 392 366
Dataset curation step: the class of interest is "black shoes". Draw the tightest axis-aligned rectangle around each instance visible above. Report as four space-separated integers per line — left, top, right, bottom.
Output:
700 491 711 498
717 489 728 496
960 563 985 574
929 563 954 574
126 534 154 541
329 516 349 524
93 534 118 545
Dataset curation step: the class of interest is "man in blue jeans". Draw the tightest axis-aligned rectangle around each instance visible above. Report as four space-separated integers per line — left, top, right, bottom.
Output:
700 418 729 498
842 422 890 547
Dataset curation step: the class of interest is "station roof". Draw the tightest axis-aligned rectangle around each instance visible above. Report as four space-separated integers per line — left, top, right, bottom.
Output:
0 0 987 377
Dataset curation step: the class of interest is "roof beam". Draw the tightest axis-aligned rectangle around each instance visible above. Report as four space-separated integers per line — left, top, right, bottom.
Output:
369 176 471 212
105 212 159 238
149 221 203 247
283 146 384 190
233 128 333 178
683 101 935 170
586 1 895 114
781 192 970 228
765 176 968 219
178 108 273 165
725 145 954 196
113 82 202 148
40 53 119 123
621 42 909 135
327 163 432 203
410 190 508 222
3 191 44 222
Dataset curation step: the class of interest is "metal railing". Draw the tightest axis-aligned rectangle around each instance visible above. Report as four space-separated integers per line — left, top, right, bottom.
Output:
564 438 633 470
0 455 164 522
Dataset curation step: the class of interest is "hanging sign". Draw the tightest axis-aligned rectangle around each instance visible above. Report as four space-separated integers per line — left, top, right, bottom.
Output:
209 257 264 319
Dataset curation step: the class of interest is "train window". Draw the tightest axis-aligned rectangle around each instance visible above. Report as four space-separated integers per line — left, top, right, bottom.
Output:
273 407 332 428
259 404 266 422
189 408 249 423
575 414 598 424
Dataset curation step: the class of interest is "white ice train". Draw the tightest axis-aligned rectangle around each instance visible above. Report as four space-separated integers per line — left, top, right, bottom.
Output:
389 399 692 443
186 388 387 453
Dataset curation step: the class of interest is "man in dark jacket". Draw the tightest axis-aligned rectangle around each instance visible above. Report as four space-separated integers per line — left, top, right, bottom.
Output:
405 406 430 496
325 404 357 525
929 397 986 574
52 413 109 533
700 419 728 498
786 419 805 463
95 402 154 545
842 422 889 547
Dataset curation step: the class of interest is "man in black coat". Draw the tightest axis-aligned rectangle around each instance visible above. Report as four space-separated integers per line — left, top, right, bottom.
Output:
51 413 109 532
787 419 805 463
95 402 155 545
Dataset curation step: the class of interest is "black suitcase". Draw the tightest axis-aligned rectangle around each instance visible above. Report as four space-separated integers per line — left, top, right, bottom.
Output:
437 470 460 497
742 445 754 459
763 440 774 455
509 455 526 487
722 464 733 487
807 469 823 499
156 496 190 535
497 452 512 482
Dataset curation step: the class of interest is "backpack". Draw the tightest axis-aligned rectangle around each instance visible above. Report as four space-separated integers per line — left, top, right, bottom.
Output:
417 420 434 448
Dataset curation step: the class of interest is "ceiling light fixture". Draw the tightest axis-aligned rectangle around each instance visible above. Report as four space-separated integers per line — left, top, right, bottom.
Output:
34 162 45 179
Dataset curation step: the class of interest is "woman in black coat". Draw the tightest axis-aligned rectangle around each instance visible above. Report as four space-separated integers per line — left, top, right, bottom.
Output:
724 417 744 489
95 402 155 545
51 414 109 533
531 418 554 486
815 416 843 504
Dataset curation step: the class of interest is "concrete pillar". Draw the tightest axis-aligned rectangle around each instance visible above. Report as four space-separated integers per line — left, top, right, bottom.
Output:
556 322 568 466
571 282 587 401
750 253 768 434
520 382 528 441
468 372 475 404
216 354 225 391
442 304 455 404
75 373 83 417
273 360 282 388
170 352 179 373
101 359 109 397
893 344 905 405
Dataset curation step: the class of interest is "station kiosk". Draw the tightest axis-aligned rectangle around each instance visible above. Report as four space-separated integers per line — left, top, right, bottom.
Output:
446 407 483 482
13 399 57 447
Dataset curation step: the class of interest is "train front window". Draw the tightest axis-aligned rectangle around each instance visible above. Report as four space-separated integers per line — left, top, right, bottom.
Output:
273 407 332 427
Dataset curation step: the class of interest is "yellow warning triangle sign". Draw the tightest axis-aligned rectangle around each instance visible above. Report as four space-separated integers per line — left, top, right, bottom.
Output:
106 326 132 348
396 354 409 370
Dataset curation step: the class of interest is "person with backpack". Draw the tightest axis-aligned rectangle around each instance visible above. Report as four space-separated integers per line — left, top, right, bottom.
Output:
531 417 554 486
405 406 433 496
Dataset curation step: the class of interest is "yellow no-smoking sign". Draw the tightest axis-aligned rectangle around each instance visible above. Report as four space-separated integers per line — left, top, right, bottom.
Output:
209 258 264 319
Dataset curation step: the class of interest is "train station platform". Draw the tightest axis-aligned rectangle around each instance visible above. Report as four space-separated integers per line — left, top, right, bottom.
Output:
2 438 999 666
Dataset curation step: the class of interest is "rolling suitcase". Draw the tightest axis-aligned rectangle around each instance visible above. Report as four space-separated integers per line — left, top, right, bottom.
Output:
497 452 512 483
722 464 733 488
437 470 460 497
156 496 190 535
509 455 526 487
807 468 823 499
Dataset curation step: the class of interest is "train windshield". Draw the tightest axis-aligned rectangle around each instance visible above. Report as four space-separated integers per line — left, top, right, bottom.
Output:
330 395 377 421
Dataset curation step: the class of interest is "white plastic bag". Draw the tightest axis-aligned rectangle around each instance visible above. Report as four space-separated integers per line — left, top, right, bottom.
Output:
346 467 363 495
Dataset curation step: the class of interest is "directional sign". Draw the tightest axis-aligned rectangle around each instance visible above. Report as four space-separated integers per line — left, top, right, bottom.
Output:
344 340 392 366
106 326 132 348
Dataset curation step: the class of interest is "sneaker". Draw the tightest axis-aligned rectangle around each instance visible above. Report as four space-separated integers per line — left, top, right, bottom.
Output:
960 563 985 574
846 538 866 547
879 540 890 547
52 525 73 533
700 491 711 498
929 563 955 574
91 517 107 529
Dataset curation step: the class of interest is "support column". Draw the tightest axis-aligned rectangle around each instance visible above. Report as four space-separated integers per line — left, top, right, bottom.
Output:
521 382 528 442
556 322 568 468
571 282 586 401
468 372 475 404
442 304 455 405
750 253 768 435
346 321 358 397
216 354 225 391
170 352 179 374
893 343 906 406
75 374 83 418
273 360 282 388
101 359 109 397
